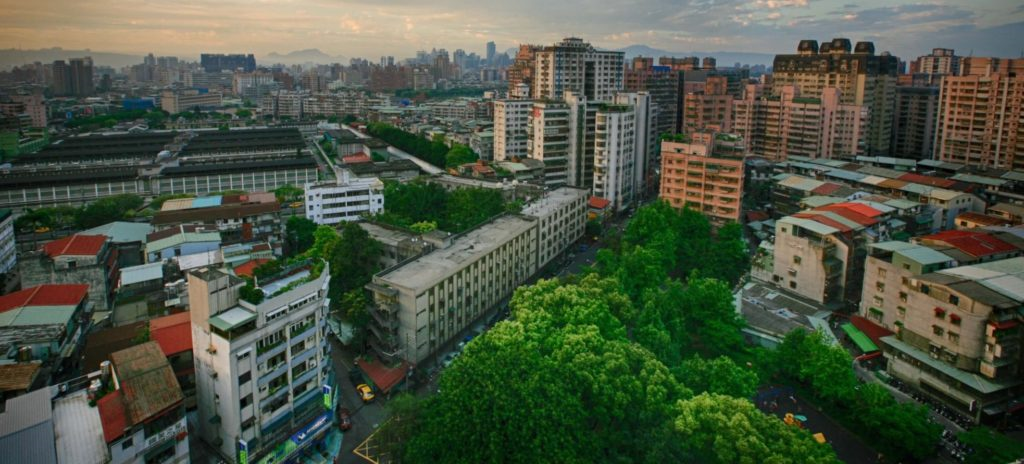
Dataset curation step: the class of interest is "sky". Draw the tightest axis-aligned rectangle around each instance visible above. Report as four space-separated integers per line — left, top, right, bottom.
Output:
0 0 1022 62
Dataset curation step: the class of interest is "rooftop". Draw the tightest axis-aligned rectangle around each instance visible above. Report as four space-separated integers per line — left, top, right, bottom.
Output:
882 336 1022 394
81 222 153 244
119 262 164 286
103 342 183 440
149 312 192 357
378 215 536 291
53 390 108 464
0 387 57 464
918 230 1019 258
0 362 42 393
956 212 1012 227
209 307 256 332
0 284 89 316
42 234 107 258
82 322 146 372
520 187 588 218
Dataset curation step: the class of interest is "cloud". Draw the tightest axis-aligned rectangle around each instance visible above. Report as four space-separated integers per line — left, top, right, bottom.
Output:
0 0 1017 61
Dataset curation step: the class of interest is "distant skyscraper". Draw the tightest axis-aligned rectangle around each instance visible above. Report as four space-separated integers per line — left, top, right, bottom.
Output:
625 57 681 136
771 38 899 155
911 48 960 76
486 41 496 65
201 53 256 73
50 60 71 97
533 37 624 101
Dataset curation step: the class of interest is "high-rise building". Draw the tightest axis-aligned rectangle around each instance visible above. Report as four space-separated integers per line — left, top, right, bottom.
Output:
771 38 899 155
732 84 867 161
507 45 541 96
188 263 335 464
911 48 960 76
201 53 257 73
659 135 745 226
533 37 624 101
614 92 657 201
593 98 648 212
935 57 1024 171
681 76 733 134
625 58 681 136
891 85 940 160
527 100 572 188
493 99 532 162
50 60 71 96
486 41 496 65
161 89 223 113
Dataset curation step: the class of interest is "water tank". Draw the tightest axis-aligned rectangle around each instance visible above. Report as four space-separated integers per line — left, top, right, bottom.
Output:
17 346 32 362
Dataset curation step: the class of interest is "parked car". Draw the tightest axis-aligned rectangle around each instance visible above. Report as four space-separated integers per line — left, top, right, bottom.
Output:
356 384 375 403
338 408 352 431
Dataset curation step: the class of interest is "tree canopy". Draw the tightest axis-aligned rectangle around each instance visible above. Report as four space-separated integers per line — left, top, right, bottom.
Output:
375 179 508 233
284 216 317 256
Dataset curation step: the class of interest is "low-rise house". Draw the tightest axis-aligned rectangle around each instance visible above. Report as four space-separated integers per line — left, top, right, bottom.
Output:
153 193 282 254
145 225 221 263
0 284 91 380
20 234 118 312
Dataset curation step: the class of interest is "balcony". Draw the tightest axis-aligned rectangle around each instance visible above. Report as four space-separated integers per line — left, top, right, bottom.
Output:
370 308 399 330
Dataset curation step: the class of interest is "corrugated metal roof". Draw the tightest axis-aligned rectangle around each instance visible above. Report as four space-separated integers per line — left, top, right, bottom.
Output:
780 216 839 235
1001 171 1024 182
824 169 866 182
119 263 164 286
0 388 58 464
900 183 932 195
870 241 917 252
897 246 955 266
883 199 921 210
82 222 153 244
801 196 842 208
950 173 1008 187
928 188 964 201
859 175 889 186
778 175 824 191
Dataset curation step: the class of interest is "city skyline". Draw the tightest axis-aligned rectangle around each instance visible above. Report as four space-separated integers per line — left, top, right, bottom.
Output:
0 0 1022 63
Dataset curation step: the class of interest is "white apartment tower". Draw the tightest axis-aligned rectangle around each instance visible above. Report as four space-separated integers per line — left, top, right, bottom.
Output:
593 104 638 211
533 38 625 101
304 170 384 225
493 100 532 162
189 263 335 464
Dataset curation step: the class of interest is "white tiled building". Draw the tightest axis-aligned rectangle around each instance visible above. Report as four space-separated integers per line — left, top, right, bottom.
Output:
304 170 384 225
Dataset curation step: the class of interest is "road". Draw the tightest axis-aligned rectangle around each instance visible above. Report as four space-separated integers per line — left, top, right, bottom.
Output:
330 339 386 464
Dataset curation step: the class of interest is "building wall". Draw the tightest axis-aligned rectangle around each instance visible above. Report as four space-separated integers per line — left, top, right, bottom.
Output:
493 100 531 162
155 167 318 196
659 140 744 225
20 250 115 311
527 102 571 188
304 177 385 225
0 178 146 210
891 86 939 160
771 220 851 305
593 108 636 211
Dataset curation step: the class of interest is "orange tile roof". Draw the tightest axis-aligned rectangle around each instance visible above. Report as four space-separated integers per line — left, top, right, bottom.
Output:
342 152 373 164
233 258 271 278
0 284 89 313
0 362 41 392
589 196 611 209
150 312 192 356
920 230 1018 257
98 390 129 443
42 234 106 257
898 173 956 188
357 357 410 395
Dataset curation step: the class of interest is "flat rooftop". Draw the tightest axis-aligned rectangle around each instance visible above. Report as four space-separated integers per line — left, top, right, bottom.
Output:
378 215 535 291
520 187 587 217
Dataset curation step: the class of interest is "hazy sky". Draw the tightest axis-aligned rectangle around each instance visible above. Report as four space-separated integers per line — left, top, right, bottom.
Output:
0 0 1022 61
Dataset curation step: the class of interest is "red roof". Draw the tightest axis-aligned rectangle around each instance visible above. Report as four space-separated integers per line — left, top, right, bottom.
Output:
817 204 879 226
356 357 410 395
98 390 129 443
920 230 1018 257
342 152 373 164
42 234 106 257
0 284 89 314
850 315 895 348
589 196 611 209
898 173 956 188
746 211 770 222
150 312 192 356
233 258 271 278
827 202 884 218
811 182 843 195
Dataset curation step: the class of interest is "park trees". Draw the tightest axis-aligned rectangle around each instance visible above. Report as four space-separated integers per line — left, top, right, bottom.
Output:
284 216 317 256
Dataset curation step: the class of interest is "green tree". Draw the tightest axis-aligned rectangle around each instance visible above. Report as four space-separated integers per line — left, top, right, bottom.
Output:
340 289 371 350
409 221 437 234
672 356 759 399
273 184 304 203
239 283 264 305
327 222 382 301
285 216 317 256
674 394 839 464
958 426 1024 464
76 194 144 228
235 109 253 119
707 222 750 286
306 225 341 260
443 187 504 232
444 144 478 168
679 276 746 358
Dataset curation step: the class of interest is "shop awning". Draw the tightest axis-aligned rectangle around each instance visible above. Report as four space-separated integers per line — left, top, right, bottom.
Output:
842 323 879 353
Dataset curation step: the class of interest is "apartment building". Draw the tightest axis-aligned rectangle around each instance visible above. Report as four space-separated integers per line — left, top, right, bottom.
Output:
303 171 384 225
732 84 867 161
366 188 587 364
912 48 961 76
681 76 733 134
533 37 624 101
527 100 572 188
189 262 334 464
0 209 15 292
160 89 223 114
493 99 532 162
771 38 898 155
614 92 657 200
0 284 90 376
873 255 1024 423
659 136 745 226
935 57 1024 171
891 85 939 160
593 104 637 212
624 58 680 136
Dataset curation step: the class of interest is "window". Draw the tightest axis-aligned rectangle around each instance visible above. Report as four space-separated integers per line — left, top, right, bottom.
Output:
934 307 945 319
878 268 887 278
789 281 797 289
920 284 930 295
793 255 802 265
899 292 908 303
948 332 959 343
901 277 910 286
932 325 944 336
897 306 907 317
950 314 961 325
122 437 134 450
948 295 960 305
240 394 252 408
788 269 798 277
873 296 884 306
876 281 885 292
238 371 251 385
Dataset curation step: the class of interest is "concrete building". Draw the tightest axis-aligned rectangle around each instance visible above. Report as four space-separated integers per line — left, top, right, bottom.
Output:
303 171 384 225
614 92 658 200
357 222 433 269
935 57 1024 171
771 39 898 155
593 104 637 212
145 225 222 263
870 255 1024 423
160 89 223 114
527 100 572 188
20 234 118 312
153 193 282 252
891 85 939 160
68 57 94 97
201 54 256 73
624 59 680 136
97 342 189 464
189 262 334 464
366 188 587 364
732 84 867 161
911 48 960 76
533 37 624 101
493 100 532 162
659 136 745 226
681 76 733 134
0 209 15 292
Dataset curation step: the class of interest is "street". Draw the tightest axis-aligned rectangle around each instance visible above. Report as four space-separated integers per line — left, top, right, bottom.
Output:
329 338 386 464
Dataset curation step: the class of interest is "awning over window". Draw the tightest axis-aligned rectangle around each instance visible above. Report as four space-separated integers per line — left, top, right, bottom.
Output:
842 323 879 353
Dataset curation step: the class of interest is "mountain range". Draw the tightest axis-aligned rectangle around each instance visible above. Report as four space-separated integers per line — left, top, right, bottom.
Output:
263 49 346 65
614 45 774 67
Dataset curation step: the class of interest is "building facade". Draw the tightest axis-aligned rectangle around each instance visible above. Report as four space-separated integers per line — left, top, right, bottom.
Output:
659 137 745 226
493 100 532 162
189 263 334 464
533 38 624 101
20 234 118 312
303 172 384 225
